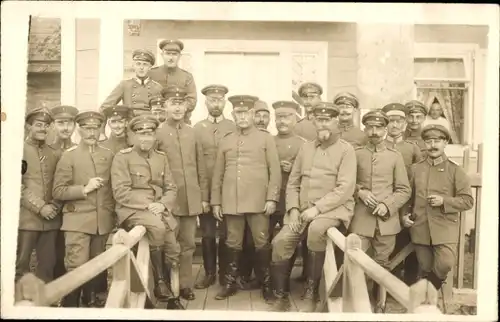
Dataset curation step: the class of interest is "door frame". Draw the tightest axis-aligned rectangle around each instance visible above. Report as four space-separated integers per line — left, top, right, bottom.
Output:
156 39 329 123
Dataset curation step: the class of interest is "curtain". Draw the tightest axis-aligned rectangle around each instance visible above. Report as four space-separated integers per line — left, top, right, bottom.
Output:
417 87 462 144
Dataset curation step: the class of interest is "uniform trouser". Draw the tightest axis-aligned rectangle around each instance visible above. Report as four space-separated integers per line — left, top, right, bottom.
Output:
199 212 218 239
358 229 397 270
64 231 109 297
16 230 58 283
391 228 419 284
123 211 167 247
173 215 198 289
413 243 457 280
272 216 343 262
225 213 270 250
269 213 285 242
54 230 67 279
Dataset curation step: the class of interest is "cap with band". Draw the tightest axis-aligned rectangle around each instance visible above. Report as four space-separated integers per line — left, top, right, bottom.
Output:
228 95 259 110
50 105 78 120
128 114 160 132
421 124 451 141
312 102 340 118
333 92 359 109
132 49 155 66
382 103 406 118
201 84 228 97
25 107 53 124
75 111 105 128
298 82 323 97
405 100 428 116
361 109 389 127
159 39 184 53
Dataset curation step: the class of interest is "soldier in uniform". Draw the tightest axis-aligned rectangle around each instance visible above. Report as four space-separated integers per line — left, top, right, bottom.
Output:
270 102 356 312
333 92 368 149
101 105 131 154
111 114 184 309
253 100 271 130
17 107 62 285
402 124 473 295
292 82 323 284
294 82 322 142
149 39 197 125
52 111 115 308
381 103 423 286
193 84 236 289
403 100 428 155
211 95 281 302
150 96 167 128
46 105 79 285
349 109 411 312
156 85 209 301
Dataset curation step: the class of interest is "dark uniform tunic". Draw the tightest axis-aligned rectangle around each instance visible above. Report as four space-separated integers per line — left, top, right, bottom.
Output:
100 77 163 111
211 127 281 250
338 122 368 149
404 128 427 156
407 155 473 279
101 134 129 155
156 119 209 289
52 144 115 272
294 118 317 141
350 142 411 269
193 116 236 239
17 138 62 283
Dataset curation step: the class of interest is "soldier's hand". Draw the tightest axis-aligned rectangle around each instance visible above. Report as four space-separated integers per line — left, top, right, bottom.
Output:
372 203 389 218
288 208 302 233
148 202 166 216
202 201 211 214
264 201 277 216
358 189 378 209
402 214 415 228
300 206 320 222
427 195 444 207
213 205 223 221
84 177 104 194
280 161 293 173
39 204 58 220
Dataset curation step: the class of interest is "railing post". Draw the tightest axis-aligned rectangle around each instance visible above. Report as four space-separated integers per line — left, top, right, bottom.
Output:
409 279 442 314
105 229 132 308
342 234 372 313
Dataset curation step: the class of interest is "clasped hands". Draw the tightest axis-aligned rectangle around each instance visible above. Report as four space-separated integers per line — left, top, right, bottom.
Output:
357 189 389 218
288 206 320 233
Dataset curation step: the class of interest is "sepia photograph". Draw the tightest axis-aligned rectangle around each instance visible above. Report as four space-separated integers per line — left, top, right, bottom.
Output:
1 2 498 321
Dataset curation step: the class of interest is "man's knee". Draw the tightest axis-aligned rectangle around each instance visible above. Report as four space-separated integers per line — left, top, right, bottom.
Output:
433 245 456 279
306 219 338 252
271 227 298 262
147 223 166 247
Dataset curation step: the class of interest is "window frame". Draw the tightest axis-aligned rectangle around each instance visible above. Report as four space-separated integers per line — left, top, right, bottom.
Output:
413 42 479 150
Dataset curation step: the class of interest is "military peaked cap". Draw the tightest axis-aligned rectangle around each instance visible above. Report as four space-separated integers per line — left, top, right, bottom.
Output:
362 109 389 127
421 124 451 141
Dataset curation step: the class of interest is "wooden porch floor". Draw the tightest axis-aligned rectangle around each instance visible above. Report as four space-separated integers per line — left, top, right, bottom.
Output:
155 264 315 311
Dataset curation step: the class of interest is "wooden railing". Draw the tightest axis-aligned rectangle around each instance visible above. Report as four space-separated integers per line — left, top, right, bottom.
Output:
14 226 179 308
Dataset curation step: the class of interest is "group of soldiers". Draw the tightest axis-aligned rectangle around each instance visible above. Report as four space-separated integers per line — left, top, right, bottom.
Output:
18 39 474 313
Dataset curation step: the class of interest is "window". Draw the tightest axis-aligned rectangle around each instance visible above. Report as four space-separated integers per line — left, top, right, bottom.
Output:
413 47 474 146
291 53 322 116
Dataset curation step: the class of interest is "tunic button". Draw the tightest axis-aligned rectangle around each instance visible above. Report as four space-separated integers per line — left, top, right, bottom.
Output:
133 85 137 88
132 94 136 97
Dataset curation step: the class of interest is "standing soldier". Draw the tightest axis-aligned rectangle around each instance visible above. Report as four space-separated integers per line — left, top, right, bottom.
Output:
349 109 411 312
150 96 167 128
47 105 78 284
294 82 322 142
403 100 428 155
17 107 62 285
52 111 115 308
101 105 131 154
293 82 323 284
270 102 356 312
402 124 473 300
149 39 197 125
382 103 423 286
253 100 271 130
211 95 281 302
333 92 368 149
193 84 236 289
100 49 162 140
111 114 184 309
156 85 209 301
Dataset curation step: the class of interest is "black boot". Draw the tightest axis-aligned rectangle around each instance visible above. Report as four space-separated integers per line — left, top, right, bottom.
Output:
295 241 308 283
269 261 292 312
286 250 299 293
81 281 97 308
238 232 258 290
150 247 172 301
218 237 227 286
254 246 274 303
163 261 185 310
215 248 240 300
425 270 445 291
301 250 325 312
403 251 419 286
61 287 81 308
195 238 217 289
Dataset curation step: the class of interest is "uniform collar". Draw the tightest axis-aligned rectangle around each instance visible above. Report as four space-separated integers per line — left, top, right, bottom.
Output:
427 154 448 166
277 132 294 139
78 141 98 153
405 128 422 138
166 118 184 129
51 137 73 149
207 115 225 124
163 65 178 74
338 121 354 131
237 125 257 136
133 77 151 85
385 135 404 143
25 136 45 148
133 145 153 159
110 133 127 141
366 141 386 152
315 133 340 148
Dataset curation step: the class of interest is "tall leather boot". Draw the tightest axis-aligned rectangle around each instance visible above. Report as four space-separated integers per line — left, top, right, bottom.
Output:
295 240 308 283
286 250 299 293
404 251 419 286
215 248 240 300
164 261 185 310
81 280 97 308
269 261 292 312
238 230 258 290
61 287 81 308
301 250 326 312
195 238 217 289
254 246 274 303
150 247 172 301
218 237 227 286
